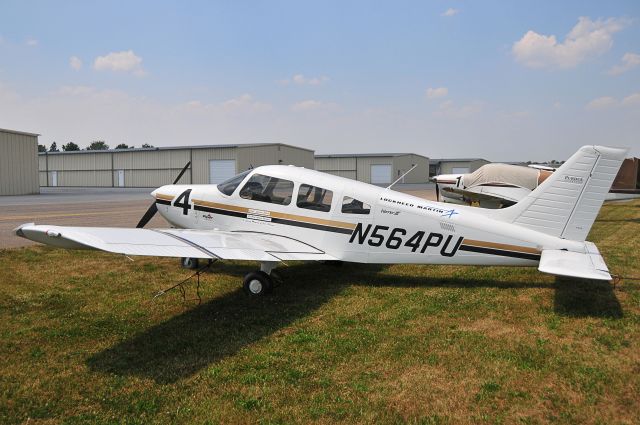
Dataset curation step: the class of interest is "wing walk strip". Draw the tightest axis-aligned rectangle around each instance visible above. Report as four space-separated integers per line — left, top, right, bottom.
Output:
459 239 541 261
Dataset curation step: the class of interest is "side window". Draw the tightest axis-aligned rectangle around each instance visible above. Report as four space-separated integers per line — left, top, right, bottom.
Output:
239 174 294 205
297 184 333 212
342 196 371 215
217 170 251 196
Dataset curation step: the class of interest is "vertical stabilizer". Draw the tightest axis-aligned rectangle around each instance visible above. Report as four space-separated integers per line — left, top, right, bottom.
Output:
496 145 628 241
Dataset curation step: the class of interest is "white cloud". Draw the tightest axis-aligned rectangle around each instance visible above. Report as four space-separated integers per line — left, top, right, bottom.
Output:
585 93 640 110
93 50 146 76
586 96 617 110
291 100 337 112
69 56 82 71
221 94 272 112
441 8 459 17
26 39 38 47
512 17 629 69
435 99 483 118
622 93 640 107
281 74 329 86
608 52 640 75
426 87 448 99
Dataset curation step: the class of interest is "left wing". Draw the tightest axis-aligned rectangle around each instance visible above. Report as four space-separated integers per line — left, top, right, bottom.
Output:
14 224 336 262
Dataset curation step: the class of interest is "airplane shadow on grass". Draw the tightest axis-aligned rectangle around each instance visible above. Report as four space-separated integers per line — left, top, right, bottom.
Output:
87 262 622 384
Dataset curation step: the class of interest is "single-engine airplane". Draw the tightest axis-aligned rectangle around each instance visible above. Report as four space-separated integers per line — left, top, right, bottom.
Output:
15 145 627 296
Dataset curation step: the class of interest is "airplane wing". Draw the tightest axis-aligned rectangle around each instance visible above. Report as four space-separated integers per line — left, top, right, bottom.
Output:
538 242 611 281
14 224 336 262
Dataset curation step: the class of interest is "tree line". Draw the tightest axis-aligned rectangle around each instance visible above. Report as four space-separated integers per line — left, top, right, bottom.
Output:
39 141 154 152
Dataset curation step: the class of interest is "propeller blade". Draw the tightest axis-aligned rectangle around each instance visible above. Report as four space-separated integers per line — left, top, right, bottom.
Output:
136 162 190 228
173 161 191 184
137 203 158 228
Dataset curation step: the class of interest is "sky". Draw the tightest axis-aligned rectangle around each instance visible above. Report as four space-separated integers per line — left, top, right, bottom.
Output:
0 0 639 161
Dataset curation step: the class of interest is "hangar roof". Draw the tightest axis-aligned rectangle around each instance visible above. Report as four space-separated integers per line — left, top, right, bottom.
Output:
430 158 488 163
38 142 314 155
315 153 428 159
0 128 40 137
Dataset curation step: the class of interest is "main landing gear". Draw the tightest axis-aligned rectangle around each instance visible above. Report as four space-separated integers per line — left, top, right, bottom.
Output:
243 261 278 296
180 258 279 297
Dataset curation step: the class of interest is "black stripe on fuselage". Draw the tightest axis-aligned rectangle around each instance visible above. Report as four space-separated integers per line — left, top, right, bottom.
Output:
193 204 353 235
156 199 172 206
194 204 245 219
458 244 540 261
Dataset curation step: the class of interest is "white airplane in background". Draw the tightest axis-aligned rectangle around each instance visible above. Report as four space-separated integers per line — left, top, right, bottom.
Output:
433 163 555 209
15 145 627 296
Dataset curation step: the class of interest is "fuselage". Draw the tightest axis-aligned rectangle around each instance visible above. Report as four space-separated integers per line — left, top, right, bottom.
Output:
151 165 584 266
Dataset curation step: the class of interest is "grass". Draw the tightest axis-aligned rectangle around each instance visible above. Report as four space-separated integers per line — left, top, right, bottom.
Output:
1 200 639 424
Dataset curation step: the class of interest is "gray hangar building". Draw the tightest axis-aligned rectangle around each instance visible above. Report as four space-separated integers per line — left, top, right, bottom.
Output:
0 128 40 195
39 143 314 188
429 158 491 177
314 153 430 185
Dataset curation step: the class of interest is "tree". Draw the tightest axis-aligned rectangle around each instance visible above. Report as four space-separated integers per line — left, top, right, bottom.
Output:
115 143 130 149
49 142 59 152
86 140 109 150
38 144 46 153
62 142 80 151
141 143 153 148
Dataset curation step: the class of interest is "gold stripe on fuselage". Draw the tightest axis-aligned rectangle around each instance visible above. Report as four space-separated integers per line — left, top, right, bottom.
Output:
192 199 357 230
155 193 174 201
461 239 540 254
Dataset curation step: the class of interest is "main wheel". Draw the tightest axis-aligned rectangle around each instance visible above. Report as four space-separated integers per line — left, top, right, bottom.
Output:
181 257 199 269
243 271 273 296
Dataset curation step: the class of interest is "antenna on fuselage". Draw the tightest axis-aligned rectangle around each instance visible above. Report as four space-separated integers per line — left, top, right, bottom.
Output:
386 164 418 190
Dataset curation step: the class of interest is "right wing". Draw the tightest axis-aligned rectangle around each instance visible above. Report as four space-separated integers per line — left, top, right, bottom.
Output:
14 224 336 262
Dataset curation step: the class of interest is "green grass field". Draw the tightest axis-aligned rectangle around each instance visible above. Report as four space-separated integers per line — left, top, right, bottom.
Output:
1 200 639 424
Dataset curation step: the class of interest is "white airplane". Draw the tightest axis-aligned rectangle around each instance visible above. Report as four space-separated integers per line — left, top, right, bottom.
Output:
433 163 554 208
15 145 627 296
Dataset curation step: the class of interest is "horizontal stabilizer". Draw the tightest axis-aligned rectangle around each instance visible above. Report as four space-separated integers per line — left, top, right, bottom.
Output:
538 242 611 281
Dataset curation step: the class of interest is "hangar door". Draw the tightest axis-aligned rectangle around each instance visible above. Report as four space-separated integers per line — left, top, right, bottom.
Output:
209 160 236 184
370 164 392 184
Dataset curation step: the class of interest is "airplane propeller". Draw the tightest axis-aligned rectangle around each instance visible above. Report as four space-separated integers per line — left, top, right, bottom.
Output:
136 161 191 228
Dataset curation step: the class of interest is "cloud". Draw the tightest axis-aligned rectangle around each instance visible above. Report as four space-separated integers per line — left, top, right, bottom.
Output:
441 8 459 17
585 93 640 110
69 56 82 71
280 74 329 86
512 17 629 69
608 52 640 75
26 38 38 47
93 50 146 76
426 87 448 99
622 93 640 107
291 100 337 112
585 96 617 110
435 99 483 118
221 94 272 112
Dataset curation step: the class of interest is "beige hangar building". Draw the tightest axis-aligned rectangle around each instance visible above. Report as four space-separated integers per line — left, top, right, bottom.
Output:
39 143 315 188
314 153 430 185
0 128 40 195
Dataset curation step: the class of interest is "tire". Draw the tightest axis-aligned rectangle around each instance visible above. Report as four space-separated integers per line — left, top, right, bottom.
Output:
243 271 273 296
181 257 199 270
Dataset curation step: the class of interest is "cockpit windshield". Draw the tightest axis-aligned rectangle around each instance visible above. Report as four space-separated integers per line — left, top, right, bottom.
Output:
217 170 251 196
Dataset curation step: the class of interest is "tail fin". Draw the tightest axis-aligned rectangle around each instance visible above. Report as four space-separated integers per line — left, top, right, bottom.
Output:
496 145 628 241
